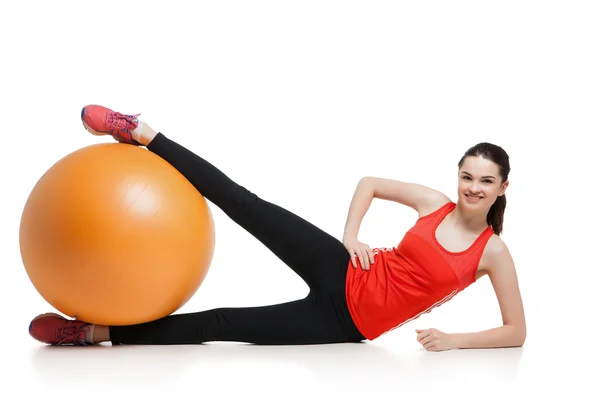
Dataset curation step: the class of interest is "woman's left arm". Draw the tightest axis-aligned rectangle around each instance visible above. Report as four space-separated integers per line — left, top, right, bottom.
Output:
453 238 527 349
416 238 527 351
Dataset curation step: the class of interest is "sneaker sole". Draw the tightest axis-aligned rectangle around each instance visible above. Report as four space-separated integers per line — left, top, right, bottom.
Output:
31 312 65 323
82 120 105 137
81 107 108 137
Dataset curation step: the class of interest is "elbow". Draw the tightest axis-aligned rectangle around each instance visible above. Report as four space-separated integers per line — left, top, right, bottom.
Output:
358 176 376 194
514 333 526 347
510 325 527 347
360 176 375 185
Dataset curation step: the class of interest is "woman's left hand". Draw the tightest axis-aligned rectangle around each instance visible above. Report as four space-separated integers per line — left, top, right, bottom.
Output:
415 328 455 351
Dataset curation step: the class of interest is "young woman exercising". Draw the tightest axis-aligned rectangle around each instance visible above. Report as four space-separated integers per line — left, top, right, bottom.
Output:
28 105 526 351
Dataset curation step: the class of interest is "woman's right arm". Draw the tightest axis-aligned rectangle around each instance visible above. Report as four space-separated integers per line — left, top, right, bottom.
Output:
342 177 376 270
342 177 375 244
342 177 446 269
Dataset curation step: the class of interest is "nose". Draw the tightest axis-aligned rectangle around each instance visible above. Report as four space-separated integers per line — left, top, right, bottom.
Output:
468 183 482 193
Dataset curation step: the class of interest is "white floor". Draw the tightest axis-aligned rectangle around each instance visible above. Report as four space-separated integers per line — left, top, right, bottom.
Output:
6 331 592 399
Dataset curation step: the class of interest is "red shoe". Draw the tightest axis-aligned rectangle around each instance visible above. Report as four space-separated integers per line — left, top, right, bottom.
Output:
81 105 141 145
29 313 92 346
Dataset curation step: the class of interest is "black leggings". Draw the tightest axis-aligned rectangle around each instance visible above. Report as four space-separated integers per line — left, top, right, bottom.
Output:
109 133 365 345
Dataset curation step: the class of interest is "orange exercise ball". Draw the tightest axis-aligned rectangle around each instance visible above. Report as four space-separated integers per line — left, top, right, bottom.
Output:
20 143 215 326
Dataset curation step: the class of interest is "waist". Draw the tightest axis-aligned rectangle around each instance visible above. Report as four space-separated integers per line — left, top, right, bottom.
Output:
344 255 459 340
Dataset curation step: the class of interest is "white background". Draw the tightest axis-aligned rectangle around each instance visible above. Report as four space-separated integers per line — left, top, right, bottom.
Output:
1 1 598 398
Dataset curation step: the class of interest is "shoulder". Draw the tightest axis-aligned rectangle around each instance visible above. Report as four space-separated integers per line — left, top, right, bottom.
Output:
486 234 508 257
417 193 453 219
480 234 513 274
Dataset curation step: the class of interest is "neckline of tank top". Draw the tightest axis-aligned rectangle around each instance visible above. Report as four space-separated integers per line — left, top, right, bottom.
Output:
432 202 493 256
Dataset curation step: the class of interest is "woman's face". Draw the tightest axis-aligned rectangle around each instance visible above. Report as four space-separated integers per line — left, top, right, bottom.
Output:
457 156 508 209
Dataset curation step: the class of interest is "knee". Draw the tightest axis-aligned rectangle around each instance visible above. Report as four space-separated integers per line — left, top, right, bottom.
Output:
228 186 259 207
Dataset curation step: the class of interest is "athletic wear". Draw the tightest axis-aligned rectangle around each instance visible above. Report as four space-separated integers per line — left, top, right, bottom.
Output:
109 133 364 345
345 202 494 340
81 105 141 145
29 313 92 345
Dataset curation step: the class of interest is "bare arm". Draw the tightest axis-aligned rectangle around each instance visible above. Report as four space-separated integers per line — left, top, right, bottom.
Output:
342 177 448 270
342 178 375 241
451 238 527 349
343 176 445 241
416 238 526 351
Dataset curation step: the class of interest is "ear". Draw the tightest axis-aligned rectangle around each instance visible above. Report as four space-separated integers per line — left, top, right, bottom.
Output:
499 180 509 196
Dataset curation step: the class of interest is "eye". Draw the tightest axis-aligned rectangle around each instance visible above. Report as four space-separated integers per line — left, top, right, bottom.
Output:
462 176 493 183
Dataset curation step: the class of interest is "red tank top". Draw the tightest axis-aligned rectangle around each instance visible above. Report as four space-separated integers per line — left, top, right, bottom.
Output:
345 201 494 340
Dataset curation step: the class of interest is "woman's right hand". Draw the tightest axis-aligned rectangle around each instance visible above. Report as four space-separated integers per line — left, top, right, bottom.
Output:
343 236 374 270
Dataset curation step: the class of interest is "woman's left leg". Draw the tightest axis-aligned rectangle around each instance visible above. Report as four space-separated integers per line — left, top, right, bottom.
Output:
107 250 363 345
108 292 364 346
28 249 364 346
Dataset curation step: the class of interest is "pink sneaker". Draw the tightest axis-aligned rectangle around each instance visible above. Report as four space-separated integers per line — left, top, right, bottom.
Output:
81 104 141 145
29 313 92 346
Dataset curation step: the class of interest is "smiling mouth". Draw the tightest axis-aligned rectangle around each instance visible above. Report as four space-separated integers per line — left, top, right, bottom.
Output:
465 194 482 199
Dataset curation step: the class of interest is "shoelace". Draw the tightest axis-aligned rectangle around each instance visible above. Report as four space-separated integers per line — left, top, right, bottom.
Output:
56 321 89 345
105 111 141 143
106 111 140 130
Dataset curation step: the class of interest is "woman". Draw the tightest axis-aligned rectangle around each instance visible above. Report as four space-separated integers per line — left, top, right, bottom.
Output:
28 105 526 351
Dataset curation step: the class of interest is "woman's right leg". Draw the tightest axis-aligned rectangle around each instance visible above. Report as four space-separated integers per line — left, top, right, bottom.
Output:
80 105 350 293
144 131 348 291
